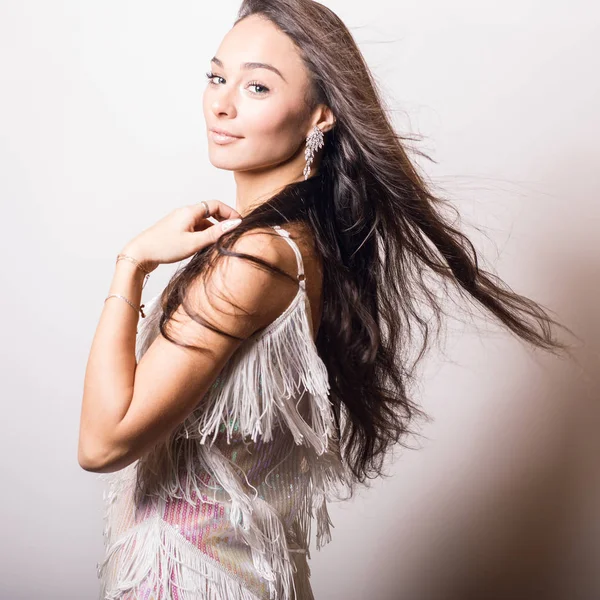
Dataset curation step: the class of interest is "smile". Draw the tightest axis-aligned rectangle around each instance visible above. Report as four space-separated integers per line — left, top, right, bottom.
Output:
209 130 243 145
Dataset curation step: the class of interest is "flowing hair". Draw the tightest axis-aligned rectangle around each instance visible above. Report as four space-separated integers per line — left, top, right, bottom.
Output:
134 0 577 501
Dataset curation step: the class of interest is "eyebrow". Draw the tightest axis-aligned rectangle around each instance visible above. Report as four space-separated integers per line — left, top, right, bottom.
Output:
210 56 286 82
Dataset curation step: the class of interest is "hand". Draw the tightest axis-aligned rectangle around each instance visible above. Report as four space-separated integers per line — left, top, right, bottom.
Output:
120 201 242 272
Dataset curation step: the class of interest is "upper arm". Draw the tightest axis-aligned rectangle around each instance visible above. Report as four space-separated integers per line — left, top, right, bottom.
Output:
98 229 300 472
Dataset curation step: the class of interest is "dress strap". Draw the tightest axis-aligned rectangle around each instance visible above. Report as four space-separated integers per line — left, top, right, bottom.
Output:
272 225 306 289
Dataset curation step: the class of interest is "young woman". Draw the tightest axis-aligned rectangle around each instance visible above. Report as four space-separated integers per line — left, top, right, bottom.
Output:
79 1 574 598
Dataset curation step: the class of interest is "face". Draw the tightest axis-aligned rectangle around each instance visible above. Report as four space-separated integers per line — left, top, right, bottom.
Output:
203 14 315 173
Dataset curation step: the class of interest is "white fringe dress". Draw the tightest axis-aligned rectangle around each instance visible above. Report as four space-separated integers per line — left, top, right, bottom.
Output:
96 224 353 600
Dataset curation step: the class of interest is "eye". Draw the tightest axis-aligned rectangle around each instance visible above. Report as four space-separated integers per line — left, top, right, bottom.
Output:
205 71 223 85
247 80 270 95
205 71 270 96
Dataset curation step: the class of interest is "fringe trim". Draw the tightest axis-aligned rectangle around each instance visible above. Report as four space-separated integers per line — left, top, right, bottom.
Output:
135 286 336 458
182 288 334 457
105 268 354 596
131 286 355 553
197 444 306 600
98 457 316 600
97 513 265 600
310 440 355 551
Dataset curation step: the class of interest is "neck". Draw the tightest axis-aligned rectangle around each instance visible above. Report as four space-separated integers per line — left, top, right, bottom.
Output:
234 163 319 218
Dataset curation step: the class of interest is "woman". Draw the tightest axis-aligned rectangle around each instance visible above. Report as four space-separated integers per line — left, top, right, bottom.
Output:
79 1 574 598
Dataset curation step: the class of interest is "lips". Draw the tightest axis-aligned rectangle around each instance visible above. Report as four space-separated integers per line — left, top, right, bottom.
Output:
210 128 242 138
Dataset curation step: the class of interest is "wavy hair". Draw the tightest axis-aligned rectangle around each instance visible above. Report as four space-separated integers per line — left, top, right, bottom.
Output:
134 0 577 500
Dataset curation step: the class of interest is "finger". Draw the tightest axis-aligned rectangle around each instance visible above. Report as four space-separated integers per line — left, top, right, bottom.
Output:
187 217 242 252
186 201 242 235
190 200 242 223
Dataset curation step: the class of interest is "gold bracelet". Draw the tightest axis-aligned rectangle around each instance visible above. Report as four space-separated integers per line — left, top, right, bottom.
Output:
116 253 151 289
108 253 151 330
105 294 146 319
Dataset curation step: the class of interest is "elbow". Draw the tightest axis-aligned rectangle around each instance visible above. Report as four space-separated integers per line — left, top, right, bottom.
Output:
78 444 105 472
78 436 128 474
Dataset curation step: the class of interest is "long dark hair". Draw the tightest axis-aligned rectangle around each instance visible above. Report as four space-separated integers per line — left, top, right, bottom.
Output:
137 0 577 498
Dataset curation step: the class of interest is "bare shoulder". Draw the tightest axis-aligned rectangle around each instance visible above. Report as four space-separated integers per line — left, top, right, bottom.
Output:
228 225 300 281
175 226 301 343
238 222 322 287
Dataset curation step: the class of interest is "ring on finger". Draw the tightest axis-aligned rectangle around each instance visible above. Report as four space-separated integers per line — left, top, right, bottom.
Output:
200 201 210 218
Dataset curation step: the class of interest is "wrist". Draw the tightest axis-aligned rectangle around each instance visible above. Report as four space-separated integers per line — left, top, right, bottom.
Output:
115 257 149 282
109 261 148 320
119 246 159 274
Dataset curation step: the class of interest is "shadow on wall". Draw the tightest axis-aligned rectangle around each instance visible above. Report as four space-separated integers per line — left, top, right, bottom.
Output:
373 156 600 600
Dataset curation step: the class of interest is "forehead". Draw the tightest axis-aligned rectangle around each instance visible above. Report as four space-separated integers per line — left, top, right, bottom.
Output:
214 15 307 79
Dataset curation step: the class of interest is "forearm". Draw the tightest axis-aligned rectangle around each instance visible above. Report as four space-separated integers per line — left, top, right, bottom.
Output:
79 257 149 467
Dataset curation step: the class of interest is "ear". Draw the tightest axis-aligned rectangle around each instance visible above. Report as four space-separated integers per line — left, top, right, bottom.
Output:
312 104 336 134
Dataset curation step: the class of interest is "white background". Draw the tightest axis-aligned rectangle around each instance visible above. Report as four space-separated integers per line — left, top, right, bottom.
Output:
0 1 598 598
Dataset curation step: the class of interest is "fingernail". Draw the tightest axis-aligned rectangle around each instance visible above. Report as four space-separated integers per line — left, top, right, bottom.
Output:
221 218 242 232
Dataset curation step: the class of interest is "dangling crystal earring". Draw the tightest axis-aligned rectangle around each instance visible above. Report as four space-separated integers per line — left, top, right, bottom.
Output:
303 125 325 180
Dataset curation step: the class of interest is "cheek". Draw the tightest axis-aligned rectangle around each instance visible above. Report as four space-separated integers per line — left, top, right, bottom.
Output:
203 89 308 171
245 101 304 153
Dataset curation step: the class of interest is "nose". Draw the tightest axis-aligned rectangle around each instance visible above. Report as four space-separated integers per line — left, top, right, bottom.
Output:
209 83 238 119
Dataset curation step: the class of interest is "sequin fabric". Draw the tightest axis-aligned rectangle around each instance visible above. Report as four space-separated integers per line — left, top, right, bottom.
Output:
97 225 353 600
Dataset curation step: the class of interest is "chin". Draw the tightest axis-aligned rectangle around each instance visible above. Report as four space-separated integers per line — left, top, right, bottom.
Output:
207 153 261 173
207 153 240 171
208 159 235 171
